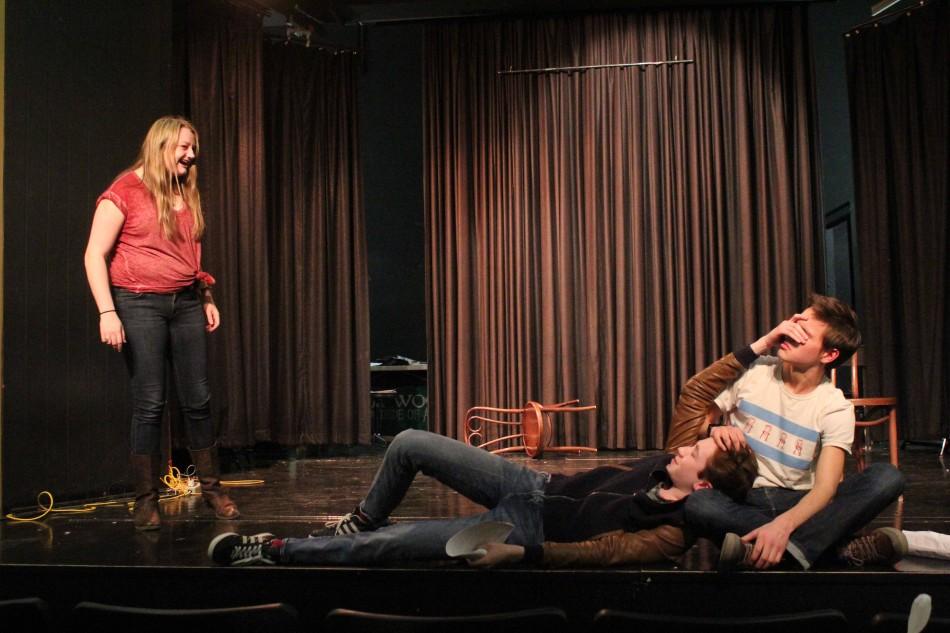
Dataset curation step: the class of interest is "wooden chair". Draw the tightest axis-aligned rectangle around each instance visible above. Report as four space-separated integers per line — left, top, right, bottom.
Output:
465 399 597 458
72 601 299 633
830 349 899 471
325 607 568 633
592 608 849 632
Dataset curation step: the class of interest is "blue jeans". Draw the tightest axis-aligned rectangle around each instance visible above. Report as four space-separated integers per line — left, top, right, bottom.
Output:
114 286 215 455
684 463 904 568
280 430 549 564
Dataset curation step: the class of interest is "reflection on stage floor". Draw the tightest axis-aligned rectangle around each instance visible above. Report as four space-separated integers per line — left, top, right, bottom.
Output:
2 443 947 571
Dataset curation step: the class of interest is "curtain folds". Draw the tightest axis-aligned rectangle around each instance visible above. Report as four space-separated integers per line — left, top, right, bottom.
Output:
186 2 270 445
846 0 949 440
264 44 371 445
187 2 369 446
424 8 821 447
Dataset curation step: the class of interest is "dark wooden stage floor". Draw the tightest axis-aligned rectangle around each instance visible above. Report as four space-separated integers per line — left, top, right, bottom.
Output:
2 443 949 631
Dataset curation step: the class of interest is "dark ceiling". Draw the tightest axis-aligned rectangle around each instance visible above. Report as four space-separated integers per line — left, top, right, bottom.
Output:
262 0 822 25
255 0 863 53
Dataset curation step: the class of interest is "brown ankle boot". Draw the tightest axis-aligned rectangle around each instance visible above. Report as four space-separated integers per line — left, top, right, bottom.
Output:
189 446 240 519
130 454 162 531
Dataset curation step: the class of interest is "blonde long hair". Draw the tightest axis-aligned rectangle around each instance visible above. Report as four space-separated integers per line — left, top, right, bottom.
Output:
132 116 205 240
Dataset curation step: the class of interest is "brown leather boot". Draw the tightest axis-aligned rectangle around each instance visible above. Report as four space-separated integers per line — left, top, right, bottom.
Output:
130 454 162 531
189 446 240 519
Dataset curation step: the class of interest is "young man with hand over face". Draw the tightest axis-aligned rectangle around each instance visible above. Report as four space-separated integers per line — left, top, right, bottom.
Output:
685 294 906 570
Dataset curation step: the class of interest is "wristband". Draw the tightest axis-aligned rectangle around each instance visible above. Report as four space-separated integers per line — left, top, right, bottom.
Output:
734 345 759 368
99 309 117 316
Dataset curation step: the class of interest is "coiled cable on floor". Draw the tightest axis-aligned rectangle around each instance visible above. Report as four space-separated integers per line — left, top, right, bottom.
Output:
161 463 199 496
4 491 125 522
4 463 264 522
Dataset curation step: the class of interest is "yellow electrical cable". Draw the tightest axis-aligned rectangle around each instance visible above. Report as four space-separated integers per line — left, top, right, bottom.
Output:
162 463 197 495
4 464 265 522
221 479 265 486
5 491 125 522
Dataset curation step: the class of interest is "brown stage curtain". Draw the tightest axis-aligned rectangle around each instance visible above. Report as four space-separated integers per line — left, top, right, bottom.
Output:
424 8 821 448
263 43 371 445
187 2 369 445
187 1 271 445
846 0 949 440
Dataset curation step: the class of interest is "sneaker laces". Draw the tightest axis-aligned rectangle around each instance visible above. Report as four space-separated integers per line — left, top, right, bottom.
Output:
321 511 390 536
840 534 883 567
325 511 367 534
244 533 274 544
324 514 351 533
230 542 265 562
229 533 275 563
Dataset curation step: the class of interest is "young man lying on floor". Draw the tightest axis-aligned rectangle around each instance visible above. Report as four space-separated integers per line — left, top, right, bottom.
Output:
209 347 762 568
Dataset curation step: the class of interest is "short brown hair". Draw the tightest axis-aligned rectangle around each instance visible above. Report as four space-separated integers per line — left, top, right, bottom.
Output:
701 444 757 502
808 293 862 369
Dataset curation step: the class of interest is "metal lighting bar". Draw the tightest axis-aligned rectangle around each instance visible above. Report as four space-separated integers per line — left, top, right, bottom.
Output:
845 0 929 35
497 58 693 76
871 0 904 16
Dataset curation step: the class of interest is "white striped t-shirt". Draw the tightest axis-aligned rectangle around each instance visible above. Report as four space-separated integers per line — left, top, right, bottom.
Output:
714 356 854 490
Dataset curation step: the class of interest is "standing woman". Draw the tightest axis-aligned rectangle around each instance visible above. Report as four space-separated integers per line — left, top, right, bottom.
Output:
84 116 239 530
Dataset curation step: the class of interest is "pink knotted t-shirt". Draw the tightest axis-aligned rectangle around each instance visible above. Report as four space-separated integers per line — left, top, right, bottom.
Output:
97 172 206 294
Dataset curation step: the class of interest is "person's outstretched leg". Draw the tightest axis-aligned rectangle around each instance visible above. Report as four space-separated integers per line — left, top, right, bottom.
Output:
214 492 546 567
357 429 548 526
904 530 950 560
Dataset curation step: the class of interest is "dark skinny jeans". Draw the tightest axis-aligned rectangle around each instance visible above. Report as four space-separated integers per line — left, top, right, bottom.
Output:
114 286 215 455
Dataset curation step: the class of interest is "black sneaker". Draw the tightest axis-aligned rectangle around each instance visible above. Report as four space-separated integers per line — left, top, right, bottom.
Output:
838 527 908 567
208 532 277 566
718 532 755 571
310 508 383 537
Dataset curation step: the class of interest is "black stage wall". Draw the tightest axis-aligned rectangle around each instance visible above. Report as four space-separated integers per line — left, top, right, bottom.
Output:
360 24 426 362
2 0 181 509
810 0 867 222
808 0 869 311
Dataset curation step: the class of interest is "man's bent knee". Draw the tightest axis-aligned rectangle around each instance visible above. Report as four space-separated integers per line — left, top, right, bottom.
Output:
864 462 905 499
388 429 431 456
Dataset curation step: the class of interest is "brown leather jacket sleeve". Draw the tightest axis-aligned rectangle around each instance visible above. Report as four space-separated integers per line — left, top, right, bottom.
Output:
535 352 748 568
539 525 691 568
664 352 745 451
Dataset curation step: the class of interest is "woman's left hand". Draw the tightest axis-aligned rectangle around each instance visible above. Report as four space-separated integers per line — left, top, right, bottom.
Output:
204 303 221 332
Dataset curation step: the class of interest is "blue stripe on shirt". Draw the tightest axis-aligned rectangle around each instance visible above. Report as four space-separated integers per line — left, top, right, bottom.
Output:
745 436 814 470
737 400 821 443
